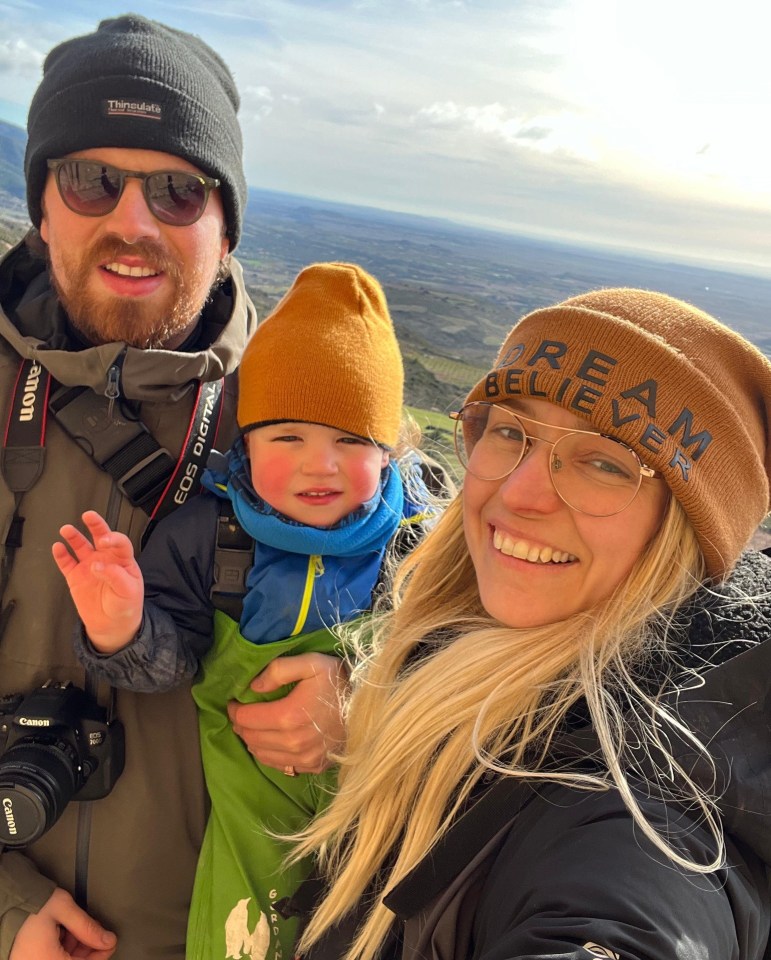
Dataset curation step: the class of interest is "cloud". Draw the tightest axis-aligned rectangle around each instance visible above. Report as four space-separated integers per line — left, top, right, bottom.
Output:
412 101 598 162
1 0 769 271
402 0 467 8
241 85 274 120
0 37 43 79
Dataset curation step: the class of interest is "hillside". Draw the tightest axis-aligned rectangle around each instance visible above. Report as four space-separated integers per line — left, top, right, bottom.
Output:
0 120 25 201
239 188 771 363
1 117 770 417
0 120 27 252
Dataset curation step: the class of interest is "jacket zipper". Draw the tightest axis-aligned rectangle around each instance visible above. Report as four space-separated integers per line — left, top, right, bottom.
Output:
77 352 127 909
104 355 127 531
104 359 122 421
290 555 324 636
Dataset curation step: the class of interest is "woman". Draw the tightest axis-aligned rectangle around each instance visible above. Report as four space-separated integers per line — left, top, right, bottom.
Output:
288 288 771 960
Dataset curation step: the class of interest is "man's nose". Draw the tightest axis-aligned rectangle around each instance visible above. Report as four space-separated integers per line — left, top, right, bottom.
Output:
104 178 161 243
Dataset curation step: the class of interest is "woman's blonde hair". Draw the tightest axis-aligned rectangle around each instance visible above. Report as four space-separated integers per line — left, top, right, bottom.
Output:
294 490 713 960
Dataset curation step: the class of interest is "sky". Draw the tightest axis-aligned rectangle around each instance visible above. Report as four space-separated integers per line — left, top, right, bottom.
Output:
1 0 770 274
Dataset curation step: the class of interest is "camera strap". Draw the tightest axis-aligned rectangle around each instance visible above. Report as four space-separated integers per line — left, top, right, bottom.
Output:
0 360 53 635
2 358 224 517
1 359 50 494
74 669 119 910
0 358 224 636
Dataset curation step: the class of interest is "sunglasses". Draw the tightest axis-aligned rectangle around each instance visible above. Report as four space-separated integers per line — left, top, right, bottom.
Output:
47 158 220 227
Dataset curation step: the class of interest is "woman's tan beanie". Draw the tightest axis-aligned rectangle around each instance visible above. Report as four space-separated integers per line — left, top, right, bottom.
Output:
465 288 771 578
238 262 404 448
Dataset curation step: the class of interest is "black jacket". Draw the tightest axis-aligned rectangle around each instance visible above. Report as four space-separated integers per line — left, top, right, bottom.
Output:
296 550 771 960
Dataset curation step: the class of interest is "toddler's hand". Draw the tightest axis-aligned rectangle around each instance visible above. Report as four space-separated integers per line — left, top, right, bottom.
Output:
52 510 143 653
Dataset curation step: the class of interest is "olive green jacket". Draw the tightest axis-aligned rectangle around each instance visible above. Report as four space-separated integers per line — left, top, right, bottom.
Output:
0 235 256 959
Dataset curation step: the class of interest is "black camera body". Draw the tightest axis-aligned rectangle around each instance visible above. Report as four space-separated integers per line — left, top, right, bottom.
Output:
0 681 125 847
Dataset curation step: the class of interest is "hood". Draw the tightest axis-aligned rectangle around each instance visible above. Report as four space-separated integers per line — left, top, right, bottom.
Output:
0 233 256 402
557 548 771 865
668 548 771 864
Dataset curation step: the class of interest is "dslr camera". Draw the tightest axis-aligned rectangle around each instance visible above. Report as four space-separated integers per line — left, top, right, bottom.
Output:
0 681 125 847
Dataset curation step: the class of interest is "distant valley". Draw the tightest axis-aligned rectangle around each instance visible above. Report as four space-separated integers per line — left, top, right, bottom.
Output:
2 116 769 416
238 188 771 394
1 117 770 546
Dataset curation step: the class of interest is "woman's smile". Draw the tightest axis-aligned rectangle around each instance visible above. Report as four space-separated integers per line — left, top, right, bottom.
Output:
463 397 668 628
491 526 577 564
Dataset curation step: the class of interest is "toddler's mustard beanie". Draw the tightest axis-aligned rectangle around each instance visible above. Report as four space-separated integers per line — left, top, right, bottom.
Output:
238 262 404 448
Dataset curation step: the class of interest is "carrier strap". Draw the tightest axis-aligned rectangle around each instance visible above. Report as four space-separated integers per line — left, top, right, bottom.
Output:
47 376 223 521
210 498 255 622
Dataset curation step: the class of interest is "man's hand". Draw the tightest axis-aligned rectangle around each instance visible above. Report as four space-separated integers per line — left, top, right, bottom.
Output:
10 887 117 959
52 510 143 653
228 653 349 774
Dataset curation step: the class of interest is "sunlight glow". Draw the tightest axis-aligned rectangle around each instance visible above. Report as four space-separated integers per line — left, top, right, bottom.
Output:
533 0 771 204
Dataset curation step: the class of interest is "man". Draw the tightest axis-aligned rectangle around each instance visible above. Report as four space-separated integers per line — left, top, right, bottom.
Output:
0 15 256 959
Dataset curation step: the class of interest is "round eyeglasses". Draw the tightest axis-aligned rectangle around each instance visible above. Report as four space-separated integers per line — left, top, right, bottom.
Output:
47 158 220 227
451 401 659 517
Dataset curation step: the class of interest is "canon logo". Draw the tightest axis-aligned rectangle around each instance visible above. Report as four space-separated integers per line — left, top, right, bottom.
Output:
18 717 50 726
3 798 17 835
18 361 43 423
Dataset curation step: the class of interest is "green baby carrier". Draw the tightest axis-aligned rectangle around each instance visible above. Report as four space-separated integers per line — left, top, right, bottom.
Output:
186 611 341 960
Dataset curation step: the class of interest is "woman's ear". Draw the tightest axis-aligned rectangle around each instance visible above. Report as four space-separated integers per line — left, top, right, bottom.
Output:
380 449 390 468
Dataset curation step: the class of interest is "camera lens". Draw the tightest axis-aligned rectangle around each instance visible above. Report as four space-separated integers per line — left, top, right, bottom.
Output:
0 739 80 846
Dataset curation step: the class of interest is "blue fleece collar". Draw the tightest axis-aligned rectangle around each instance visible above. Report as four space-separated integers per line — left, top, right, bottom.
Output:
202 436 404 557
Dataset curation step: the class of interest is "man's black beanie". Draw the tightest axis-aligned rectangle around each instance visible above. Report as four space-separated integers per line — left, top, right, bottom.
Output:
25 14 247 248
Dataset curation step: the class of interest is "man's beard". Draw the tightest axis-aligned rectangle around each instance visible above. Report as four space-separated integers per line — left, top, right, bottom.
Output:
48 235 221 349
